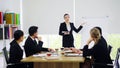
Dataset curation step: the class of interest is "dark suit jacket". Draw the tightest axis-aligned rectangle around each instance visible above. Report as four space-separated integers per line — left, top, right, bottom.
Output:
9 40 23 63
83 36 113 67
59 22 83 47
24 36 48 57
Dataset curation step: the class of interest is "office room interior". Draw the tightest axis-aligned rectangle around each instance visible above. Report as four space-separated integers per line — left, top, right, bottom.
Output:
0 0 120 68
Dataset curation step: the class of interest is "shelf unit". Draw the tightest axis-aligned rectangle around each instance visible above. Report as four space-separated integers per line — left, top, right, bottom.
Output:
0 12 21 52
0 24 21 51
0 1 22 68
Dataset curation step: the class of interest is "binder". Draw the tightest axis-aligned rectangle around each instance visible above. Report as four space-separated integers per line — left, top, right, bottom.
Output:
0 12 3 24
5 13 15 24
0 28 3 39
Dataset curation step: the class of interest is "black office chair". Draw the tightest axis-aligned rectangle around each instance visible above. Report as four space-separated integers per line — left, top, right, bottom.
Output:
108 45 113 55
2 47 28 68
114 48 120 68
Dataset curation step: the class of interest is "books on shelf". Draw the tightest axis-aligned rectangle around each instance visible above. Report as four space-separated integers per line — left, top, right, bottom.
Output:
0 28 3 39
4 26 18 39
0 11 20 40
16 14 20 25
5 13 20 25
0 12 3 24
0 11 20 25
5 13 14 24
10 26 18 39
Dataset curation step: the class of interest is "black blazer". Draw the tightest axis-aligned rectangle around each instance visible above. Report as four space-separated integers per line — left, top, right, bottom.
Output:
9 40 23 63
59 22 83 47
83 36 112 64
24 36 48 57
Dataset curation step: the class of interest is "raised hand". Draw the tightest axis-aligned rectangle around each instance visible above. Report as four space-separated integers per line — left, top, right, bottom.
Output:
80 22 86 26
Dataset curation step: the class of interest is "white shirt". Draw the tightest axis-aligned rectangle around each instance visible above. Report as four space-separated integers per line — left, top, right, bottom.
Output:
30 36 38 44
30 36 35 41
66 23 71 31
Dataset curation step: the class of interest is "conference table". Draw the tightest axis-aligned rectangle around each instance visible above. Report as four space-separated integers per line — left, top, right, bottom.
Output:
21 51 85 68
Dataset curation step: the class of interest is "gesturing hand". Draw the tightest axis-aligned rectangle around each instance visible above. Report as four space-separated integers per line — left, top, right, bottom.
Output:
80 22 86 26
37 36 42 41
64 31 70 35
48 48 55 52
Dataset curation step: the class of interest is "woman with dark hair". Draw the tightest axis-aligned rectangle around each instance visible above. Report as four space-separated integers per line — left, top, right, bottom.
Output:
59 14 85 47
9 30 27 68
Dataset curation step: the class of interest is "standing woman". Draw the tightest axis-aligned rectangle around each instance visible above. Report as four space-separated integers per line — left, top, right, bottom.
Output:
59 14 84 47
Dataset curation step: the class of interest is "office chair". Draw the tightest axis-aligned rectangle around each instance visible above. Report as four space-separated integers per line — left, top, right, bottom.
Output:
114 48 120 68
2 47 28 68
108 45 113 55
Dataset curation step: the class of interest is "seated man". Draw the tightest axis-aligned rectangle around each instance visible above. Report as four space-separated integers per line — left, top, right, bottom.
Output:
24 26 54 57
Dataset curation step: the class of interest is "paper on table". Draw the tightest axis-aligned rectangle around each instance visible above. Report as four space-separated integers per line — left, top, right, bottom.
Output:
33 54 46 57
65 53 83 57
64 50 73 53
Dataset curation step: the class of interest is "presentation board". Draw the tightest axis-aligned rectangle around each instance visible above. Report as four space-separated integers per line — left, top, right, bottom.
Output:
23 0 74 34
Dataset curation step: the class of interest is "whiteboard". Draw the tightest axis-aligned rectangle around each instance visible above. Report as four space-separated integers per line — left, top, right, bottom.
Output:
23 0 74 34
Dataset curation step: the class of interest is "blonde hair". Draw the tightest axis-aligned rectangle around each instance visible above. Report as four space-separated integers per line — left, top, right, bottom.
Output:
90 28 101 44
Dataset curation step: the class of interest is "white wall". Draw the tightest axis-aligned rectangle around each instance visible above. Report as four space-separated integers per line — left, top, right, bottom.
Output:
74 0 120 48
23 0 74 34
0 0 20 13
23 0 120 34
75 0 120 34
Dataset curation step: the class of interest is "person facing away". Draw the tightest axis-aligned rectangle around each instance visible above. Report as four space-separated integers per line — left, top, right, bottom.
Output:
9 30 27 68
24 26 54 57
59 13 85 48
83 28 113 68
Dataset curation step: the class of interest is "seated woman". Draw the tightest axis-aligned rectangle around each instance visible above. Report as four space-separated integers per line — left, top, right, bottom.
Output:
71 28 113 68
9 30 27 68
83 28 113 68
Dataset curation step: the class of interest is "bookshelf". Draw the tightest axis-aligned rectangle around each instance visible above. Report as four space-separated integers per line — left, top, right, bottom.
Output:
0 11 21 52
0 24 20 39
0 0 22 68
